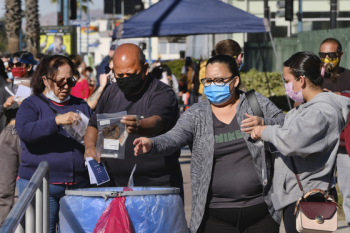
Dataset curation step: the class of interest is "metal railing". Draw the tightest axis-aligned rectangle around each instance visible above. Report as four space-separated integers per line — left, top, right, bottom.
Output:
0 161 50 233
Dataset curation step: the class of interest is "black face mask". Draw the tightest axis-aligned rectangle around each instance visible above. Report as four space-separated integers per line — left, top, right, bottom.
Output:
116 66 145 95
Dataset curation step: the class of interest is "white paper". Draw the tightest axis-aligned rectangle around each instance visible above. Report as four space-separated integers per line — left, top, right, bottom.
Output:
100 119 110 126
120 130 128 146
14 85 31 101
104 139 119 150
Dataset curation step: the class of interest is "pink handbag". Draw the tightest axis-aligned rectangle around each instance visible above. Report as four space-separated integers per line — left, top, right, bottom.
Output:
291 158 338 233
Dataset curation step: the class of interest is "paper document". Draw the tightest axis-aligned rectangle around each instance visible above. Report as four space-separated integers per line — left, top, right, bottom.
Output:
86 157 110 185
14 85 31 101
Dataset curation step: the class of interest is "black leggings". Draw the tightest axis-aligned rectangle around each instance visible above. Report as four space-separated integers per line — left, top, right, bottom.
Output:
283 188 338 233
198 203 279 233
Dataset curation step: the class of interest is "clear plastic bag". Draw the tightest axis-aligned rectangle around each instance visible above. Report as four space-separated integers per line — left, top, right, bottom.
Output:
96 111 128 159
63 110 90 145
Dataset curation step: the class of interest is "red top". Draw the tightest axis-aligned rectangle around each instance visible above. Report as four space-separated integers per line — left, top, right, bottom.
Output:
342 92 350 156
71 79 89 100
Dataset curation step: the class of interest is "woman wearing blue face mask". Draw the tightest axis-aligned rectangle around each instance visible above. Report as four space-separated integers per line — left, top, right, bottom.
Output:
0 51 38 225
133 55 285 233
15 55 92 233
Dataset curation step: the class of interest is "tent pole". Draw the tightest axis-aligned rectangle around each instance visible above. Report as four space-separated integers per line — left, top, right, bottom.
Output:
148 0 152 65
268 31 292 110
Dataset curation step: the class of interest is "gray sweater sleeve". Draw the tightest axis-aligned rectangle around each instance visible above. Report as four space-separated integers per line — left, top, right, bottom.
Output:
256 93 285 126
261 109 329 157
151 107 195 156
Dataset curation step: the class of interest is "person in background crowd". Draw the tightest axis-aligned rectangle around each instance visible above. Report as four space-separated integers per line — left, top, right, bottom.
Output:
151 66 169 85
71 70 89 101
0 51 38 226
317 38 350 228
0 60 7 87
15 55 92 233
183 57 194 92
192 60 202 102
215 39 248 92
95 44 116 88
178 74 188 101
84 43 184 200
134 54 284 233
86 57 113 110
85 67 95 97
163 64 179 97
250 51 348 233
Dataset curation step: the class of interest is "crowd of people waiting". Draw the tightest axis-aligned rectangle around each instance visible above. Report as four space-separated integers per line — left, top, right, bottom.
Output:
0 37 348 233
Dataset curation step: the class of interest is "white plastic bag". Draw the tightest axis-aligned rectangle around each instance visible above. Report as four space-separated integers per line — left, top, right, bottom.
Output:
63 110 90 145
96 111 128 159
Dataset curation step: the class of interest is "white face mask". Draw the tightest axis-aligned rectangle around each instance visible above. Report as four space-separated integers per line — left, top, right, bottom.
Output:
108 70 116 83
44 77 70 103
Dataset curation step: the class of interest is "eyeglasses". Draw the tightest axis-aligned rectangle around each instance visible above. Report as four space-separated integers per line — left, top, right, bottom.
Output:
9 62 26 68
319 52 339 59
201 76 234 87
46 76 77 87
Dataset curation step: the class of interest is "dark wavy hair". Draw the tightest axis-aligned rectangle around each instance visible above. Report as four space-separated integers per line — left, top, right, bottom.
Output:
206 54 241 90
284 51 338 86
31 55 75 95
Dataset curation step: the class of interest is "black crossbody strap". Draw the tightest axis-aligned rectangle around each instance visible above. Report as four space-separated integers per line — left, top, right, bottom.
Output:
245 89 264 118
36 95 61 116
291 156 335 194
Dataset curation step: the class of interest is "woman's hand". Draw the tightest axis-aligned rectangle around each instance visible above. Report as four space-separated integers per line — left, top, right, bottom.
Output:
250 125 268 140
55 112 82 126
133 137 152 156
3 96 15 109
241 113 264 134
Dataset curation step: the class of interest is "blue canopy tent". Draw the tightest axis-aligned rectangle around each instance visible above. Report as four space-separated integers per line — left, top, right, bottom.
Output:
113 0 291 109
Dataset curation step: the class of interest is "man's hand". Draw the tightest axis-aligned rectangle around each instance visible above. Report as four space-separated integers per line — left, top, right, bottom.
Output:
241 113 263 134
250 125 268 140
4 96 15 109
84 146 101 163
133 137 152 156
323 88 341 95
121 115 140 134
55 112 82 126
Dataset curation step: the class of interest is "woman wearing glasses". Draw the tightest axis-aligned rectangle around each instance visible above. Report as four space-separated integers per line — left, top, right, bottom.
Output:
134 55 284 233
0 51 38 225
15 55 92 233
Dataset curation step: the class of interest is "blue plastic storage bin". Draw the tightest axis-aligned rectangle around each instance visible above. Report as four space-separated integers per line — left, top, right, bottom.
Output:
59 187 188 233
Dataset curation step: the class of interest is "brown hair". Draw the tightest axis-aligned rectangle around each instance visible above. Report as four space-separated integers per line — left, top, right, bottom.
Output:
215 39 242 57
31 55 75 95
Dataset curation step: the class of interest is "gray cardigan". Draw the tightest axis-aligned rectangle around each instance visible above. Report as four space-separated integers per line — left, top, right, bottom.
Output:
150 92 285 233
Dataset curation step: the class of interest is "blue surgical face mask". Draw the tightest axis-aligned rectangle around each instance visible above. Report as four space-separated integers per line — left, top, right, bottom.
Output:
204 79 234 105
7 72 13 80
44 77 70 103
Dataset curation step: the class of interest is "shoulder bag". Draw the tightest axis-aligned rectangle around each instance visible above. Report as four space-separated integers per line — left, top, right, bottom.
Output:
291 157 338 233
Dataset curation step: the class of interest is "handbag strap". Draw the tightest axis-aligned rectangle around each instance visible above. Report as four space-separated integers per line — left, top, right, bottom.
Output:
245 89 264 118
290 156 335 195
36 94 61 116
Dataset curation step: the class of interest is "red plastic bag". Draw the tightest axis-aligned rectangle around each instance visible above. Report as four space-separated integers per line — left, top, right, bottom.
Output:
93 188 134 233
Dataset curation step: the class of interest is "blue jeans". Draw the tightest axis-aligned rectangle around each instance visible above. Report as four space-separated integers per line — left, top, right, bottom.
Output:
17 178 88 233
